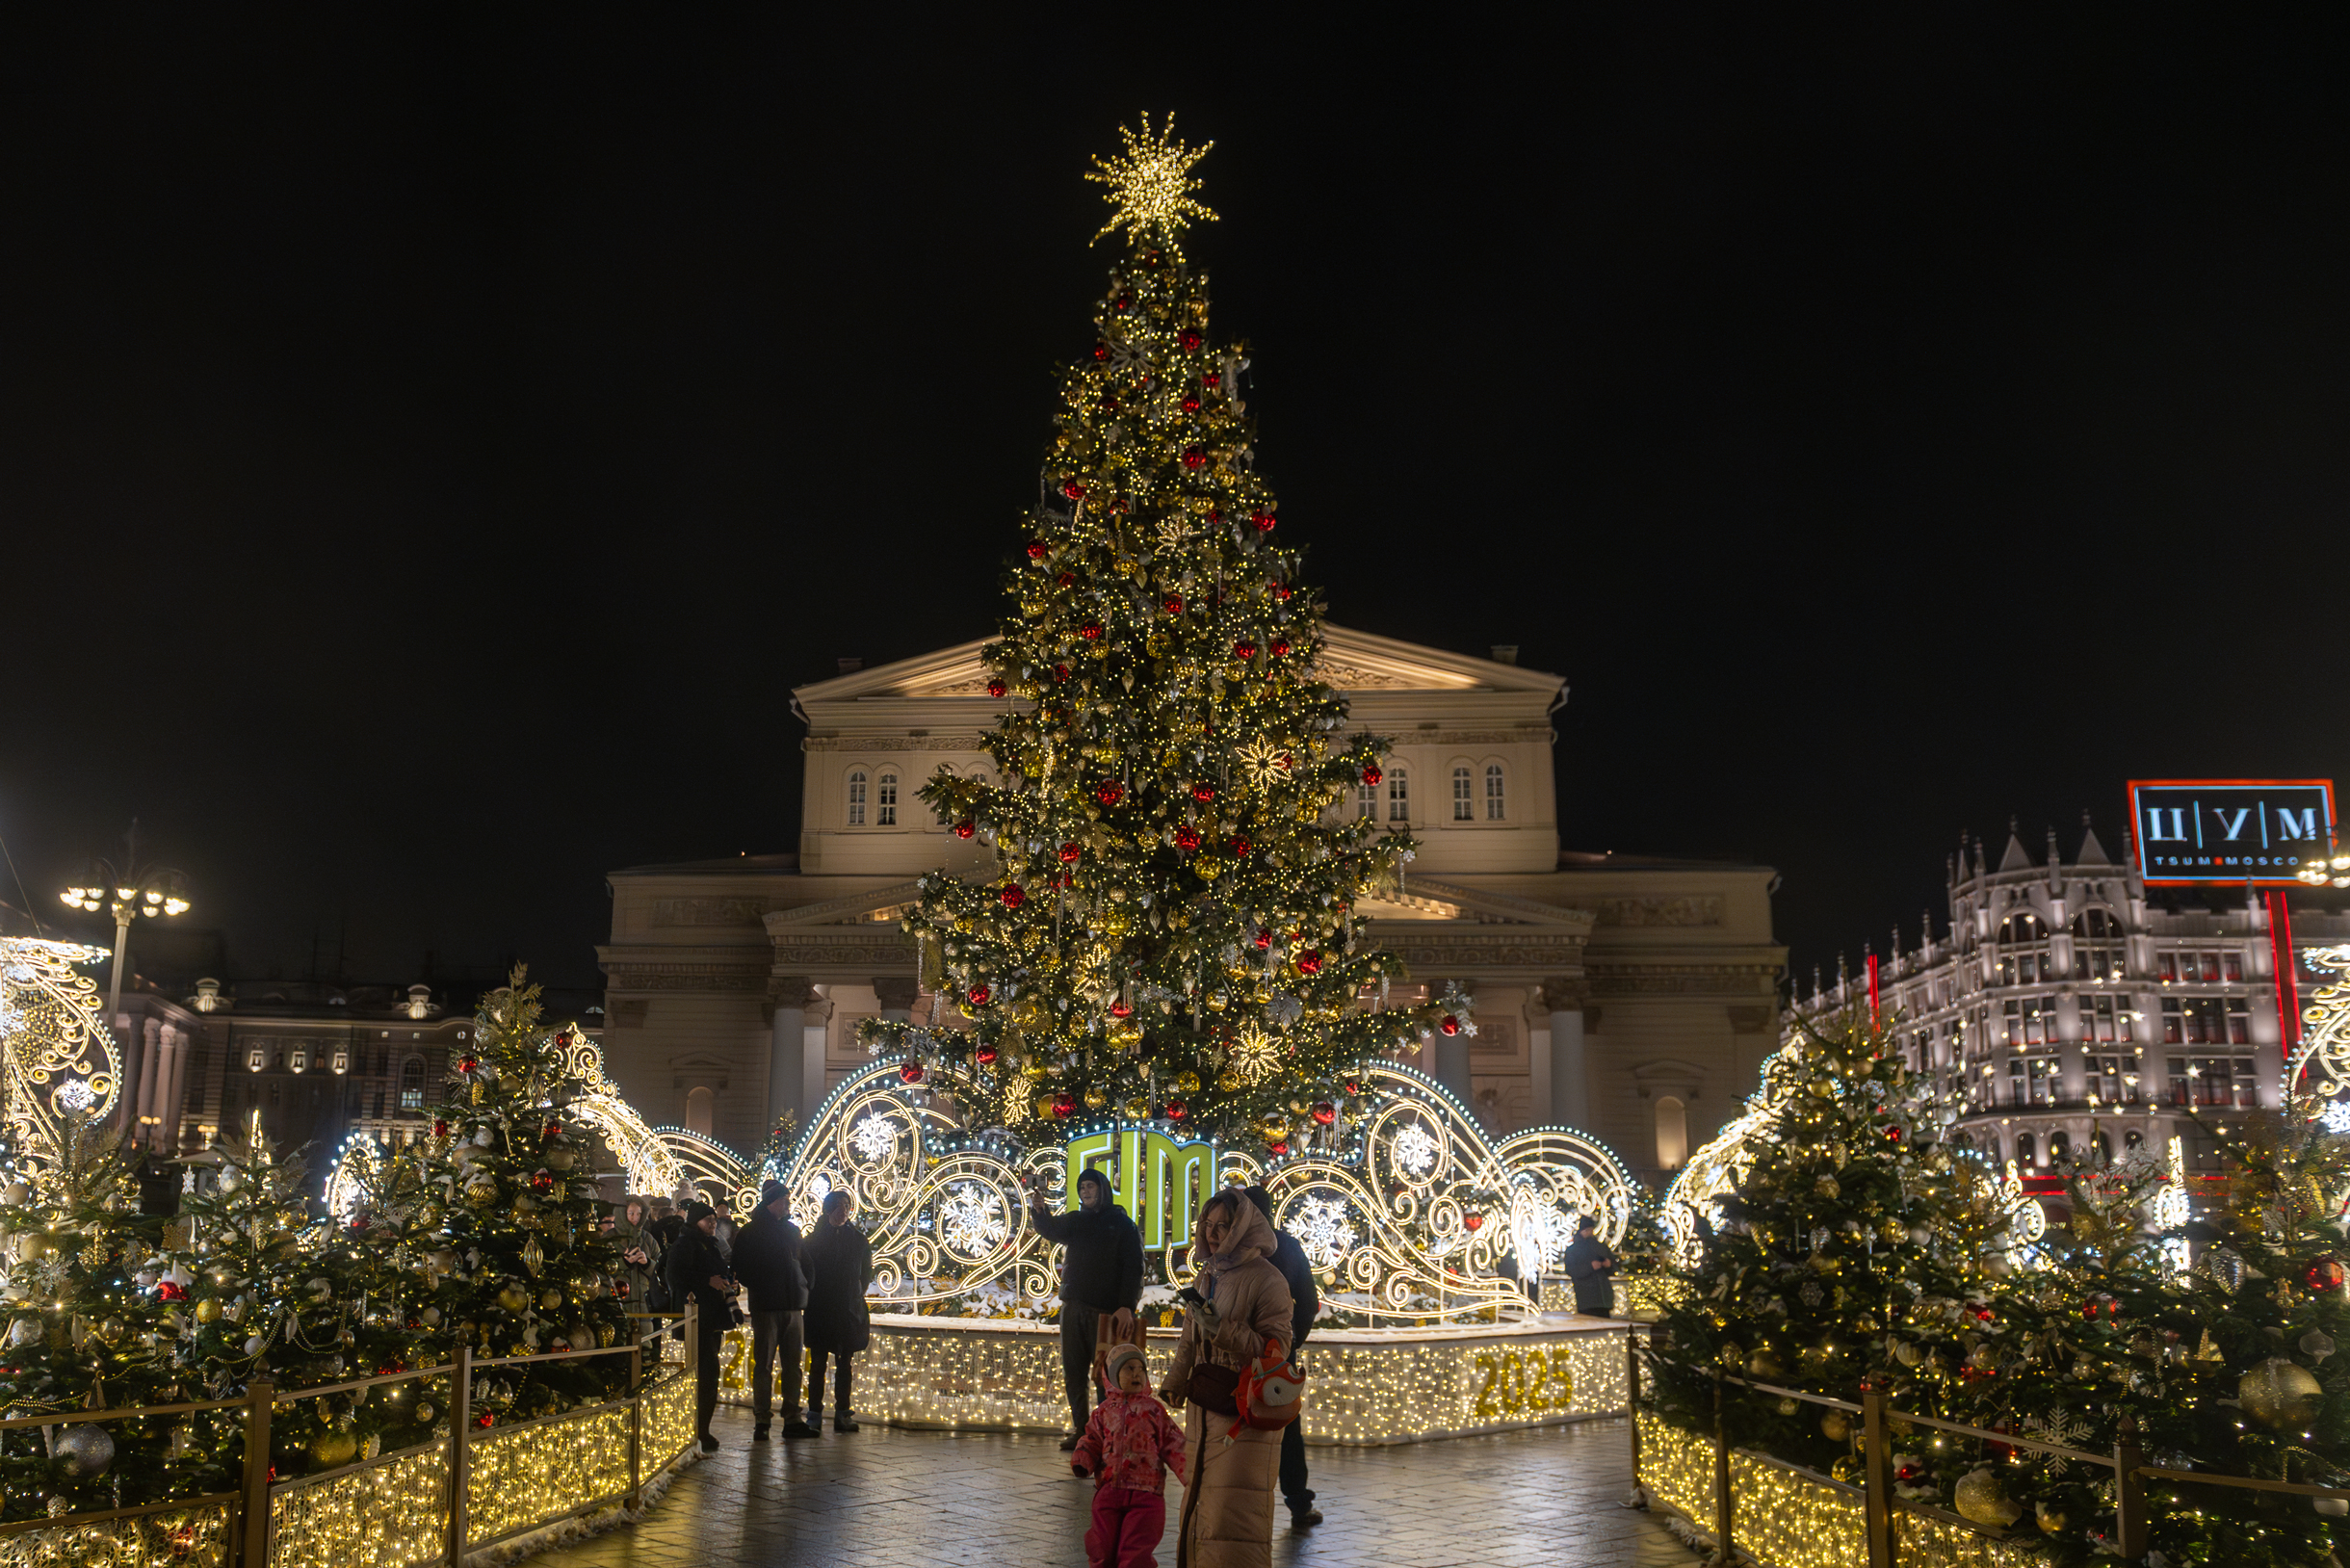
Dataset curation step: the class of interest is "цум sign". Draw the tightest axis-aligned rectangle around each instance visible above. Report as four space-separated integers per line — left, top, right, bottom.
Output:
2128 779 2337 885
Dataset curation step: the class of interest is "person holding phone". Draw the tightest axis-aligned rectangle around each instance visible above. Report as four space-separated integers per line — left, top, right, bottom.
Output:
1160 1189 1293 1567
1029 1166 1142 1450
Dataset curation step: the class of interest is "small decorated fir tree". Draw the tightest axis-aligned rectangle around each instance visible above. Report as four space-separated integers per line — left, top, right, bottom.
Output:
864 116 1453 1151
1647 1006 2004 1475
400 969 631 1424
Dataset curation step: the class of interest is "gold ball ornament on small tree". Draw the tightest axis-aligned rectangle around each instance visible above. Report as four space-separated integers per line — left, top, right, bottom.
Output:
1953 1468 2022 1529
2239 1357 2325 1428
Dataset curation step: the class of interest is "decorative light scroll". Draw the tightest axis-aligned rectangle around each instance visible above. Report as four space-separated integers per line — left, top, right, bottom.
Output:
654 1127 748 1212
0 937 120 1174
770 1055 1633 1322
2290 944 2350 1100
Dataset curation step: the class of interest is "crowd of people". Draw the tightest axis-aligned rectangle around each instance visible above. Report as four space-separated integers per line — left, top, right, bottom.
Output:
615 1176 1616 1568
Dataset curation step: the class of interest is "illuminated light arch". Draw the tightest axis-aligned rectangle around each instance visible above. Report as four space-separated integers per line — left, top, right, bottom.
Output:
2288 944 2350 1105
0 937 121 1173
770 1054 1634 1322
648 1126 750 1212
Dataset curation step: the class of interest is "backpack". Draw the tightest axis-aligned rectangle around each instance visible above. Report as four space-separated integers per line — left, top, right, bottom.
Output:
1233 1337 1306 1431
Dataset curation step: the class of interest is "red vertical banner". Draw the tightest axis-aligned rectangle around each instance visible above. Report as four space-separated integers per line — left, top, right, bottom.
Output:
2269 890 2301 1060
1867 953 1881 1032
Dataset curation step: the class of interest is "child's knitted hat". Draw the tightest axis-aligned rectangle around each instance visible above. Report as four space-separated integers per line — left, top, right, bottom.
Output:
1105 1343 1147 1383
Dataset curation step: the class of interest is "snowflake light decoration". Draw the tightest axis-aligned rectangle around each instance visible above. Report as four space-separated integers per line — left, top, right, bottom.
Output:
1085 113 1217 259
851 1112 900 1162
939 1181 1009 1261
1290 1195 1356 1267
1154 516 1193 554
1236 738 1292 790
52 1078 93 1112
1227 1022 1281 1085
2021 1410 2092 1475
2321 1099 2350 1136
1392 1121 1439 1176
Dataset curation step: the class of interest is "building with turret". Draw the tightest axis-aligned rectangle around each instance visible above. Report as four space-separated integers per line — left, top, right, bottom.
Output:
1794 816 2350 1184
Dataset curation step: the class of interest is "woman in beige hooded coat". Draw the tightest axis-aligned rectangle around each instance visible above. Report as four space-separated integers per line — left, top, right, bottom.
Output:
1160 1189 1295 1568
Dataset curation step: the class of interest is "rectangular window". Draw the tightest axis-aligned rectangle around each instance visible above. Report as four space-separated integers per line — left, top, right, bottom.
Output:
1388 771 1408 823
2162 998 2183 1045
2157 953 2177 982
2227 997 2250 1046
1451 768 1473 822
2224 952 2243 982
2024 1057 2061 1105
1484 765 1505 821
1357 781 1377 820
2002 999 2022 1046
876 773 898 827
848 773 867 826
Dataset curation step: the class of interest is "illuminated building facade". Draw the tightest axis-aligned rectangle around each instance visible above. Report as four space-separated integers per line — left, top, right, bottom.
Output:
1793 817 2350 1181
597 627 1787 1189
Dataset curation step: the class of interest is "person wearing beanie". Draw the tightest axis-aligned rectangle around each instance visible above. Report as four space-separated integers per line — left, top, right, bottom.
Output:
732 1178 816 1440
1029 1165 1144 1449
662 1198 736 1451
1071 1339 1186 1568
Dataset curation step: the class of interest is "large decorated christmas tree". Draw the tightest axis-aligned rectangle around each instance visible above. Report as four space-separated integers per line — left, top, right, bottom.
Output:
866 117 1454 1149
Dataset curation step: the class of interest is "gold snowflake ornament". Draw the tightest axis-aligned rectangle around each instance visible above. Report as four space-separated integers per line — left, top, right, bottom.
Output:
1087 114 1218 258
1228 1022 1282 1085
1237 737 1292 790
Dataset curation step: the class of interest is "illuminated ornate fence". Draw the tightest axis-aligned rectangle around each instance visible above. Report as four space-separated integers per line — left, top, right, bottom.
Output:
1 1312 701 1568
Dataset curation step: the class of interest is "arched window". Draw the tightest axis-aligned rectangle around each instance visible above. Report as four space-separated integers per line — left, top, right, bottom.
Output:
1387 769 1409 823
2050 1130 2072 1163
2015 1131 2037 1167
847 771 868 826
1654 1095 1688 1170
2124 1128 2143 1151
684 1085 715 1136
399 1058 425 1111
2073 908 2123 940
1484 764 1505 821
1451 766 1473 822
1998 911 2047 943
876 771 899 826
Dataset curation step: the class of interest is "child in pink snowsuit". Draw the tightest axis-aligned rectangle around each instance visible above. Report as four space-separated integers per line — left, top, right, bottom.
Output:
1071 1342 1187 1568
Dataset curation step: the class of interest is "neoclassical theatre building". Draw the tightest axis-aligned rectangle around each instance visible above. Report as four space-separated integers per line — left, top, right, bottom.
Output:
596 628 1786 1187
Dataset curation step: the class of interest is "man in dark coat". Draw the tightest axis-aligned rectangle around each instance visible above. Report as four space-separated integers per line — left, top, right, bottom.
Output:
1029 1166 1143 1450
1559 1215 1618 1318
801 1189 874 1432
1247 1186 1322 1529
662 1200 734 1451
732 1179 817 1441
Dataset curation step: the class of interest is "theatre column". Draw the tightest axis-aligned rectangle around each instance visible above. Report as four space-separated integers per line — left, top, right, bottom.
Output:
769 978 816 1129
133 1017 164 1144
1543 977 1589 1130
873 976 919 1025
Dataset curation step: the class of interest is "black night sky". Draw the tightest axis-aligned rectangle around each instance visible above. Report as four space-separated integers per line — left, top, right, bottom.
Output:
4 13 2345 999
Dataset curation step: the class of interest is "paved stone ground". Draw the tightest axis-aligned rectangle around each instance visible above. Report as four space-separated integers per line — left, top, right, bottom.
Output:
532 1407 1698 1568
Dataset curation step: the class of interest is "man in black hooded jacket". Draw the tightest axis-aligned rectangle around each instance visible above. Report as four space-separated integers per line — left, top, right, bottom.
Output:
1029 1166 1141 1449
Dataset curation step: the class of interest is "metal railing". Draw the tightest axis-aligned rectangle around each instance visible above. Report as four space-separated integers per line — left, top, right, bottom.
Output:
1629 1327 2350 1567
0 1303 699 1568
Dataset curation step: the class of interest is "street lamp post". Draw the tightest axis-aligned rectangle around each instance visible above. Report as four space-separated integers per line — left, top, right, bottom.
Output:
59 820 190 1133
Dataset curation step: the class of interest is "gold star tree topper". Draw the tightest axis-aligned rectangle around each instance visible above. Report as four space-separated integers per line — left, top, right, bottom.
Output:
1086 113 1217 258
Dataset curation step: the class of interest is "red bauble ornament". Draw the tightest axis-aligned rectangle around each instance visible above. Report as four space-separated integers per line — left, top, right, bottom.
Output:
1361 764 1383 787
1113 293 1133 312
1092 343 1110 362
2309 1257 2346 1291
1228 837 1251 858
1109 1000 1133 1019
1463 1212 1485 1232
1081 622 1103 640
1251 510 1275 532
530 1167 555 1193
432 1119 451 1137
1310 1101 1336 1125
986 679 1007 698
1180 328 1203 352
1884 1124 1904 1142
1439 1015 1461 1036
1062 479 1086 499
1182 395 1201 413
954 821 976 839
457 1056 480 1075
1058 841 1082 863
1233 640 1256 661
1202 371 1219 388
1341 1080 1361 1097
1190 782 1215 802
1267 1140 1290 1158
1274 584 1292 601
1175 825 1202 851
900 1062 926 1085
476 1413 496 1429
1253 928 1273 950
541 1121 561 1142
158 1280 187 1302
1096 781 1125 807
1000 883 1027 908
1053 665 1071 683
1183 446 1207 470
1052 1091 1077 1117
1055 570 1076 588
1297 950 1323 975
968 984 992 1007
1163 1097 1188 1120
1027 542 1048 560
1270 639 1291 658
975 1045 998 1066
